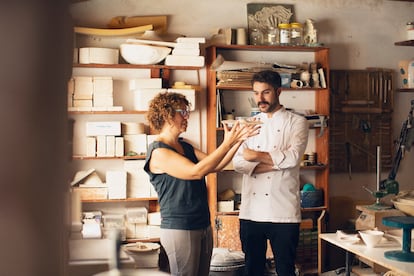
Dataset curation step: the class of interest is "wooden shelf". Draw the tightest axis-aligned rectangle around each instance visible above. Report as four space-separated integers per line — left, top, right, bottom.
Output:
210 44 329 52
125 237 160 243
301 164 327 170
81 197 158 203
396 88 414 92
217 85 328 91
394 40 414 46
217 206 327 216
73 155 146 160
68 110 147 115
206 44 330 271
73 63 203 70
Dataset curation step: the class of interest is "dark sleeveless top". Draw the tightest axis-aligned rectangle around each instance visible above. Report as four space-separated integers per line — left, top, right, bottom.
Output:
144 140 211 230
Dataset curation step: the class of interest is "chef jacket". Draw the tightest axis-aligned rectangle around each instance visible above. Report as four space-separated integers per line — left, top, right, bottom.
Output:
233 106 309 223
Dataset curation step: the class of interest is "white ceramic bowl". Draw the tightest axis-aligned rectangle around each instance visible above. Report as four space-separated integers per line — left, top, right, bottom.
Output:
120 43 171 65
122 242 161 268
392 199 414 216
359 230 384 248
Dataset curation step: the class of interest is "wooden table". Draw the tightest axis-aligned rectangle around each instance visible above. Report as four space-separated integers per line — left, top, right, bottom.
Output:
320 233 414 276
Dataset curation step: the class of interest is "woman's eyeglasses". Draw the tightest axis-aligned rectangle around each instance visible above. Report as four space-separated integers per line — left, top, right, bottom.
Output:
175 109 190 118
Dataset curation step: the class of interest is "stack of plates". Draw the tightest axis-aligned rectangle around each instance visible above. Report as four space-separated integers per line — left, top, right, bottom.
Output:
210 248 245 273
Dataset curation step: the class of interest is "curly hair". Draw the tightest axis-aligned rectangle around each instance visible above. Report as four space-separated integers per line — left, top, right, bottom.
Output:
146 92 190 131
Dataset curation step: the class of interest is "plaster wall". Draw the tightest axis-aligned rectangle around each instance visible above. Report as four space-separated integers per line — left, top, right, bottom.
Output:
70 0 414 230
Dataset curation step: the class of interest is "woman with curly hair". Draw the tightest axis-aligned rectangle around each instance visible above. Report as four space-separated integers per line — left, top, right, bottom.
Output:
144 92 259 276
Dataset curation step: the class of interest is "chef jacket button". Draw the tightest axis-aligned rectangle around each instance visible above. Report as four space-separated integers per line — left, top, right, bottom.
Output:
256 145 261 149
265 193 269 196
277 129 280 132
253 192 256 196
267 176 271 179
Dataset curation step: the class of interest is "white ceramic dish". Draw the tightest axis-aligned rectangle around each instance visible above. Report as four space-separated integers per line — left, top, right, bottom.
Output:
336 230 360 244
120 43 171 65
395 197 414 205
359 230 384 248
392 199 414 216
221 119 263 127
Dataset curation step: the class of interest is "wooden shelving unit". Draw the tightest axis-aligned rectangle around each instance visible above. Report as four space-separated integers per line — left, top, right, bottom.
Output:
70 62 202 241
205 44 330 274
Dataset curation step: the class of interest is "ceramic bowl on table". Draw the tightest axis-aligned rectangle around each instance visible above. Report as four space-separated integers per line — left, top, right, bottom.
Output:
120 43 171 65
392 199 414 216
359 229 384 248
122 242 161 268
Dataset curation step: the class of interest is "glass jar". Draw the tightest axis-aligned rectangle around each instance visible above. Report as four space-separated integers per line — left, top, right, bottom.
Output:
249 28 264 45
278 23 291 46
290 22 303 46
266 27 279 45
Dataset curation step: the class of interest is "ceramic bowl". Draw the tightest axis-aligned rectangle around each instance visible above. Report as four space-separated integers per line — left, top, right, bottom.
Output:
392 199 414 216
359 230 384 248
120 43 171 65
122 242 160 268
336 230 360 245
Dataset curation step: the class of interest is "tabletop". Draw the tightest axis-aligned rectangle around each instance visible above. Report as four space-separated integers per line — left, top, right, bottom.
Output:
320 233 414 276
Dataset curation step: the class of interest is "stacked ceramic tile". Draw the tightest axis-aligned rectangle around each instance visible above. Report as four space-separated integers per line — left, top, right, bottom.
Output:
68 76 123 112
125 207 149 239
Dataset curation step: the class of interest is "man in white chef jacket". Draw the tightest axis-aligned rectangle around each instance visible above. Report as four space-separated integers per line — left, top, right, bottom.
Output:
233 70 309 276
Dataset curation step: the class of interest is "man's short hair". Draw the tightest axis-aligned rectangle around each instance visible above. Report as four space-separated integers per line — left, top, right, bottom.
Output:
251 70 282 90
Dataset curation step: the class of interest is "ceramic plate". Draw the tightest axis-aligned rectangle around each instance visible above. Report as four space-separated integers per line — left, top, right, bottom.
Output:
221 119 263 126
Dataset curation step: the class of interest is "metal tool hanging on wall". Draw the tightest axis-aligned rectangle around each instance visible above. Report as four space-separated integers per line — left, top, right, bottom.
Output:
364 100 414 208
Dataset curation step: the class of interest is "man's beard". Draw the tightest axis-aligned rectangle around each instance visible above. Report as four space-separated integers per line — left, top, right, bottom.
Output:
258 101 279 113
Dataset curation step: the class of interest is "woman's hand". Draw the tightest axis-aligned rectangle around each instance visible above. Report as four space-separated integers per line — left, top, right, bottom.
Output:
222 121 260 146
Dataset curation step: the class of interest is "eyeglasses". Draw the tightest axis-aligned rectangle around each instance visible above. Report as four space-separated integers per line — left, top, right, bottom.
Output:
175 109 190 118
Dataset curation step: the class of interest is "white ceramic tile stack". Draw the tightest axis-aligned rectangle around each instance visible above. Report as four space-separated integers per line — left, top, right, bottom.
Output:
164 37 206 66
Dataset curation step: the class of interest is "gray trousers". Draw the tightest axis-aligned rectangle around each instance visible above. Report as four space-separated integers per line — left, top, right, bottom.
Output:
160 226 213 276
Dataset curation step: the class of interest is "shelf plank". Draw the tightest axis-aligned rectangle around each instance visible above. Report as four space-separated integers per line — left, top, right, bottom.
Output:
82 197 158 203
73 63 203 70
394 40 414 46
217 206 327 216
396 88 414 92
216 85 328 91
210 44 329 52
125 238 160 243
68 110 146 115
73 155 146 160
